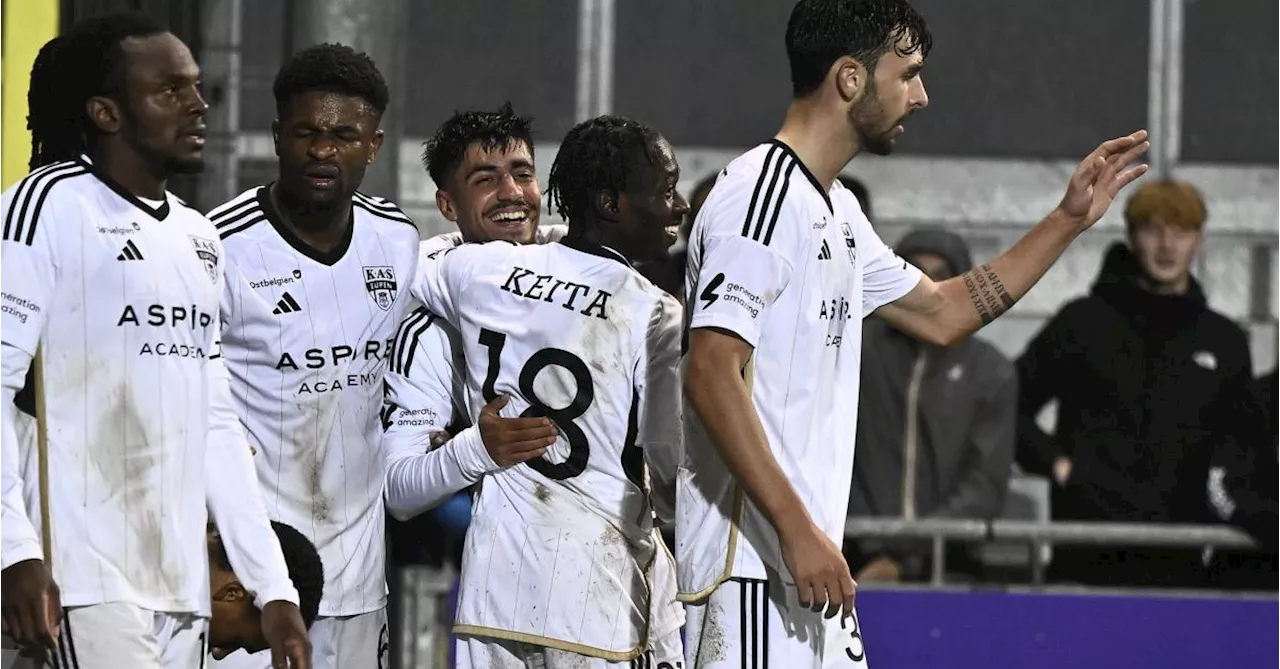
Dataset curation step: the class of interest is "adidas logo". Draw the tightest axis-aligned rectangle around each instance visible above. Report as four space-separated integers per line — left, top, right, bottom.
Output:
273 292 302 315
817 239 832 260
117 239 143 261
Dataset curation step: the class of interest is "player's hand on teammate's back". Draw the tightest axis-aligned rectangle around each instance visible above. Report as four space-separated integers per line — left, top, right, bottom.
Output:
779 520 857 620
478 395 558 467
1059 129 1150 227
261 600 312 668
0 559 60 661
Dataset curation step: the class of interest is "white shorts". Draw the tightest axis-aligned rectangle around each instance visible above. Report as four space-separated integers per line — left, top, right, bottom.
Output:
649 627 686 669
210 608 388 669
39 603 208 669
456 635 670 669
683 578 868 669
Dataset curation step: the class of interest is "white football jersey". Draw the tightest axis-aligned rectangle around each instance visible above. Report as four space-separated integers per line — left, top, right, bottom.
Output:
208 186 419 616
0 159 297 615
383 227 685 648
677 141 922 599
410 240 682 661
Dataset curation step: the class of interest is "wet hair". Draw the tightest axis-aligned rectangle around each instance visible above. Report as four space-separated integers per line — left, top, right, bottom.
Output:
786 0 932 97
422 102 535 188
1124 179 1207 232
211 522 324 628
273 43 389 117
546 115 660 229
27 12 167 169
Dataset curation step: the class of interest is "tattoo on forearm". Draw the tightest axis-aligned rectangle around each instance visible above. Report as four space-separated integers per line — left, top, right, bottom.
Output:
963 263 1016 325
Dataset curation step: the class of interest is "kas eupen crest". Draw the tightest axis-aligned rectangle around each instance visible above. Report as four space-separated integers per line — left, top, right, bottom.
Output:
189 235 219 282
363 266 397 311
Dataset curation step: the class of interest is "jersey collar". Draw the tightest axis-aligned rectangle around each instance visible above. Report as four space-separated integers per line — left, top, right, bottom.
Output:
767 139 832 213
257 185 355 266
77 154 171 221
560 238 634 269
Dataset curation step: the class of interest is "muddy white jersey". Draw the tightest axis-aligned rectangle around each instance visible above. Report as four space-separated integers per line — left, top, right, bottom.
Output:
410 240 682 661
208 186 419 616
677 141 922 599
0 159 297 615
384 226 685 652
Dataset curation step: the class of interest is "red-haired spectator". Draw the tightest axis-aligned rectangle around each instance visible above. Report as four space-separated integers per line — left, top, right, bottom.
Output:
1016 179 1253 587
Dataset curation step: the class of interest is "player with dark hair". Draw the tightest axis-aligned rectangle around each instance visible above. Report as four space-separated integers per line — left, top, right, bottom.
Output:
387 109 687 667
402 115 685 668
679 0 1148 666
420 103 546 246
206 42 417 669
208 523 324 660
1 12 311 669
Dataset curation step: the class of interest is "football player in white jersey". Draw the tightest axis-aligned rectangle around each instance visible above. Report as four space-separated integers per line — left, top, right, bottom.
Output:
0 13 310 669
385 107 687 667
679 1 1150 667
205 45 419 669
404 115 686 668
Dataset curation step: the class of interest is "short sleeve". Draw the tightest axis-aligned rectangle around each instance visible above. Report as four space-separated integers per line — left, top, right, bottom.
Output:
685 173 803 348
410 241 510 326
852 211 921 316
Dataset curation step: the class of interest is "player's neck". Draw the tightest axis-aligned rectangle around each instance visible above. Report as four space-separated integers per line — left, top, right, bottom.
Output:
564 225 619 255
775 98 858 192
91 144 167 200
268 183 352 253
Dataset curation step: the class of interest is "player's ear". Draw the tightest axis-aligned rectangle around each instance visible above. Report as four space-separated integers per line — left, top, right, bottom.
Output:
593 189 620 223
436 189 459 222
833 56 867 103
211 581 249 603
85 96 123 135
367 129 384 165
271 119 281 157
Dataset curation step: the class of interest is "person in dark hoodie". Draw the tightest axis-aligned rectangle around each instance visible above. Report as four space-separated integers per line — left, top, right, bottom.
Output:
847 229 1017 582
1016 179 1253 587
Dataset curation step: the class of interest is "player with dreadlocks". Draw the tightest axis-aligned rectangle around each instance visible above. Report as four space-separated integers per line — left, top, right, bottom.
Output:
1 12 312 669
401 115 685 668
205 43 418 669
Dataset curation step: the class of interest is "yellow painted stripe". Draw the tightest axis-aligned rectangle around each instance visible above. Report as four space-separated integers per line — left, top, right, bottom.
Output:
3 0 60 189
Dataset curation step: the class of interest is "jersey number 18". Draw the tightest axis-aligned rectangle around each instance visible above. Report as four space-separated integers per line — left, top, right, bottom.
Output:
478 328 644 486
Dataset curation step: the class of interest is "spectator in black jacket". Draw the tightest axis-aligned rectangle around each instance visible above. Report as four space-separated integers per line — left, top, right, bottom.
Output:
1016 179 1253 587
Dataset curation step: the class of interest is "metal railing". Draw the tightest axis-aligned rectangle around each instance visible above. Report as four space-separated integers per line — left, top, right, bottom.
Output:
844 517 1259 586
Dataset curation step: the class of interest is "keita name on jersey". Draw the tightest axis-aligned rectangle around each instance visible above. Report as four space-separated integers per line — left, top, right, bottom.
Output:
499 266 612 320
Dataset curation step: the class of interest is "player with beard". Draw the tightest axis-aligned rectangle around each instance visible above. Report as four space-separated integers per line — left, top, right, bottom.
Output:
678 1 1150 666
206 44 418 669
384 105 687 667
0 13 309 669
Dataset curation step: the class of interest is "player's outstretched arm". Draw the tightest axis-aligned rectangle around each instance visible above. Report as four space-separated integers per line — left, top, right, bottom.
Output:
383 309 555 520
0 187 62 659
685 328 855 619
876 130 1150 346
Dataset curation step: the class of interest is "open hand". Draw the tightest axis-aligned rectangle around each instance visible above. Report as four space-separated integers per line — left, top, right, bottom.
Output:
1059 129 1150 227
478 395 558 467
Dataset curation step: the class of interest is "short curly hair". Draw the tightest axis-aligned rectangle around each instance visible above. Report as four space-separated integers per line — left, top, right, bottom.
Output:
546 115 661 229
273 43 388 116
422 102 534 188
210 521 324 628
